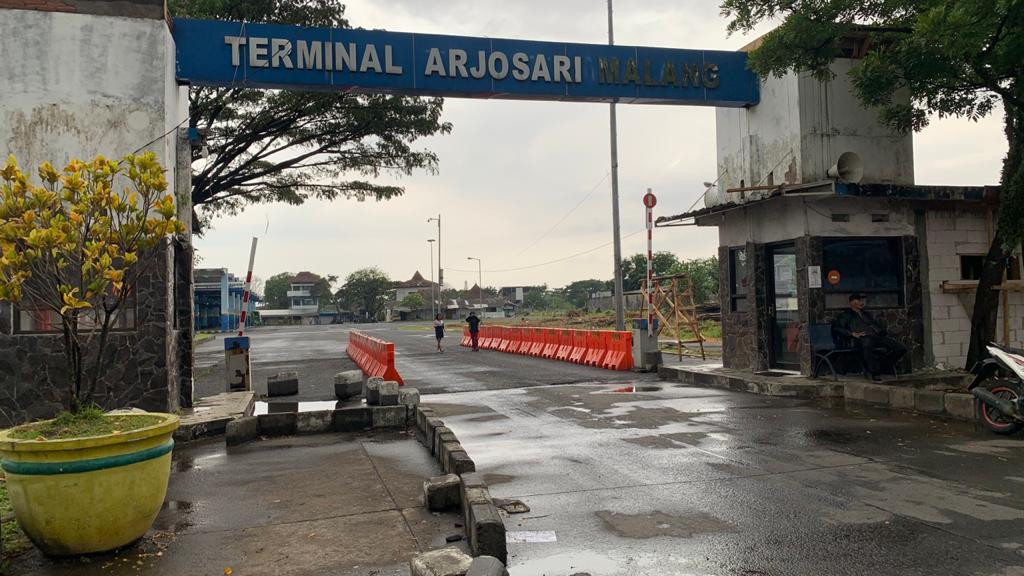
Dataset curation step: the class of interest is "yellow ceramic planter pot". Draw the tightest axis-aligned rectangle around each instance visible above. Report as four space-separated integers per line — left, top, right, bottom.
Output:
0 413 179 556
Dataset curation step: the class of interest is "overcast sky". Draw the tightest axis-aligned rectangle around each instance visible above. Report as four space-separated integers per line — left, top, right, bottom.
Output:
193 0 1007 291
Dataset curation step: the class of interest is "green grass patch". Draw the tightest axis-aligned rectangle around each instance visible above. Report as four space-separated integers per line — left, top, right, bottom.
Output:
7 407 163 441
193 333 215 346
1 470 32 568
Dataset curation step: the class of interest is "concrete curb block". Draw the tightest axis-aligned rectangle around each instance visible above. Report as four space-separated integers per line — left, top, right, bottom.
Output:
224 404 415 446
267 371 299 397
409 547 473 576
466 556 509 576
660 365 978 422
225 416 259 446
414 406 505 564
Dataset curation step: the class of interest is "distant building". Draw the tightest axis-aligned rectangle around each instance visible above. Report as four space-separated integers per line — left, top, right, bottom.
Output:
194 268 256 332
498 286 535 305
388 271 441 321
259 271 331 325
587 290 645 314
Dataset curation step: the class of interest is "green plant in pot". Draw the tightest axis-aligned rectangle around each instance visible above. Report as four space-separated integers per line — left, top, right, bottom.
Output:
0 152 184 556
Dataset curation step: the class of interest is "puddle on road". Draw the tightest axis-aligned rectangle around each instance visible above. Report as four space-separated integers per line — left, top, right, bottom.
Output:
596 510 735 539
807 429 858 444
253 400 340 415
604 385 662 394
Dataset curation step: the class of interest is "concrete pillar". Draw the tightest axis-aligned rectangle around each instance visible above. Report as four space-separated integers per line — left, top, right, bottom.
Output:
0 1 190 425
220 271 231 332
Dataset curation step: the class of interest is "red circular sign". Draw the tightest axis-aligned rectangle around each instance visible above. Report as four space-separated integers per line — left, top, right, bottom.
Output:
827 270 841 286
643 193 657 208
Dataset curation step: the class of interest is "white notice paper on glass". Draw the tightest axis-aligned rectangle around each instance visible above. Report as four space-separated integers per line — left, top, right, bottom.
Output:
808 266 822 289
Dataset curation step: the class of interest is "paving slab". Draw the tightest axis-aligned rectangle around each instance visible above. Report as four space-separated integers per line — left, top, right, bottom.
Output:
11 433 466 576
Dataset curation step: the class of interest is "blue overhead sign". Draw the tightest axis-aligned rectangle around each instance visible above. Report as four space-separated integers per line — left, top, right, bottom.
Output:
173 19 759 107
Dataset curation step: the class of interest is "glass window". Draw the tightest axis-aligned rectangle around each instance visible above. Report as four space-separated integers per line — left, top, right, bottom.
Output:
960 255 985 280
822 238 904 309
730 248 749 312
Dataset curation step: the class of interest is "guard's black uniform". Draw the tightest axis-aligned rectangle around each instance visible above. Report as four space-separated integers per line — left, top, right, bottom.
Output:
833 308 907 377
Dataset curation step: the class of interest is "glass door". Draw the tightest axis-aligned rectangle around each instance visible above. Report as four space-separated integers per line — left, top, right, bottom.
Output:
767 243 800 370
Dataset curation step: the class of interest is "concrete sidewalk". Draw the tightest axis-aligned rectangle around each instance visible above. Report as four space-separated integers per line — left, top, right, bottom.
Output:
11 432 468 576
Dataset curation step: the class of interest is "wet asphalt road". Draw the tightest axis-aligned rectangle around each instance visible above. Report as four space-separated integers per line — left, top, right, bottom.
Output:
193 323 1024 575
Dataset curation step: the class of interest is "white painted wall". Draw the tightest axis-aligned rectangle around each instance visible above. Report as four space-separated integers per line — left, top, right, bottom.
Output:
0 10 187 198
925 209 1023 368
798 60 914 186
716 71 802 193
715 59 914 197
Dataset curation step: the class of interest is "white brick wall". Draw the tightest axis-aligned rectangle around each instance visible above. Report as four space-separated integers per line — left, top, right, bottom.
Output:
926 209 1023 368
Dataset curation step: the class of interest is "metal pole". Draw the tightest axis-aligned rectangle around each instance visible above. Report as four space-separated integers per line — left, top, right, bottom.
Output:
646 189 654 337
608 0 625 332
437 214 443 293
237 237 258 336
477 259 483 307
428 239 436 317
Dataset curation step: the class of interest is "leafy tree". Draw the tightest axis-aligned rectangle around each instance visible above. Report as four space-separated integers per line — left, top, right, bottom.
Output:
399 292 425 311
721 0 1023 367
338 267 391 320
263 272 292 309
311 274 338 311
522 286 548 311
560 279 613 308
0 153 182 412
621 252 682 291
542 291 574 311
168 0 453 230
666 257 720 305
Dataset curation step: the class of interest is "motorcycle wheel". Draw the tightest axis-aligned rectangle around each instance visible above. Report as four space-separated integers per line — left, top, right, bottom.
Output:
976 379 1023 435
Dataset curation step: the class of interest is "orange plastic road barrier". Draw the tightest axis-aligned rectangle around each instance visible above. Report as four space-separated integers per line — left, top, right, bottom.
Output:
508 327 525 354
455 323 632 371
541 329 559 359
555 329 573 362
347 330 404 385
498 327 512 352
529 328 545 357
584 331 606 366
569 330 587 364
601 331 634 371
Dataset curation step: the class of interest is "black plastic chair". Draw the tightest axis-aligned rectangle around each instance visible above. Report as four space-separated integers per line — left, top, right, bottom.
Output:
811 323 902 380
810 324 859 380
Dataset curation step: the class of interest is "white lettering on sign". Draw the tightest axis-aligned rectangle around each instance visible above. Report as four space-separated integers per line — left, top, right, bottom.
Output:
384 45 403 74
531 54 551 82
271 38 293 68
224 36 586 83
424 48 446 77
512 53 530 80
360 44 382 73
249 37 268 68
297 40 322 70
225 36 246 67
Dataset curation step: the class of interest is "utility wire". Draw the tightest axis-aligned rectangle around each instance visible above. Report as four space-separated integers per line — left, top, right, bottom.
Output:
507 171 610 261
448 229 643 274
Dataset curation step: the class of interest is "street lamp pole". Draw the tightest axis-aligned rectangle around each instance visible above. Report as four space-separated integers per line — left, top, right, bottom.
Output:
607 0 625 332
428 239 436 317
428 215 442 294
467 257 482 307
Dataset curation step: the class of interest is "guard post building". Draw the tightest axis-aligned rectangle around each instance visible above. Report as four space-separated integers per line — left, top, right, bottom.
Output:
659 38 1023 376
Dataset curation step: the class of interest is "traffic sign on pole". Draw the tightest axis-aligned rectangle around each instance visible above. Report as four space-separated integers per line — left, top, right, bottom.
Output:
644 189 657 337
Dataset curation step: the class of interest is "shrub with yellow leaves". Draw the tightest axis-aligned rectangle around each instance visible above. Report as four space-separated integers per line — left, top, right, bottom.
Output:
0 152 184 413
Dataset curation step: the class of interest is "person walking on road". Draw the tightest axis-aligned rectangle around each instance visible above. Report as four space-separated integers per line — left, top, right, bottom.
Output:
466 311 482 351
434 313 445 353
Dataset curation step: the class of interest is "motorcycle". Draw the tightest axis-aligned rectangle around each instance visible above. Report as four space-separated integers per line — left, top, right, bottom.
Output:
969 343 1024 434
